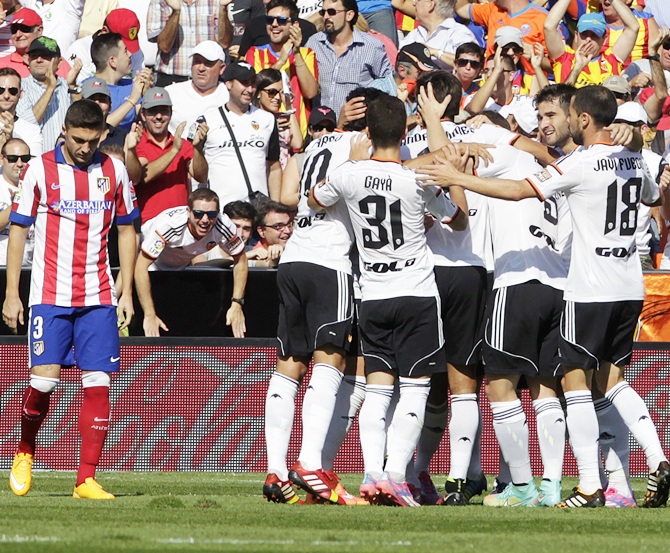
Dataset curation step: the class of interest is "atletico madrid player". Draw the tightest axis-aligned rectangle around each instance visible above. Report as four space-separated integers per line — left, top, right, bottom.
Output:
2 100 139 500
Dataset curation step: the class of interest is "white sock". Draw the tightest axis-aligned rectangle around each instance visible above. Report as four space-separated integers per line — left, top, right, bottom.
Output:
606 381 668 472
297 363 343 470
265 372 299 481
384 377 431 478
322 375 366 471
595 397 632 496
414 399 448 473
467 408 484 480
448 394 479 480
358 384 394 476
491 400 532 485
532 397 566 482
564 390 601 494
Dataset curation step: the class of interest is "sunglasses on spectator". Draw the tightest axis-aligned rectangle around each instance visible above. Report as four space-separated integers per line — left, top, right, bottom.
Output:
262 88 283 98
192 209 219 220
455 58 482 70
263 222 291 231
319 8 347 16
502 43 523 54
266 15 292 25
10 23 34 34
612 91 631 101
311 122 335 132
4 154 32 163
663 40 670 50
0 86 19 96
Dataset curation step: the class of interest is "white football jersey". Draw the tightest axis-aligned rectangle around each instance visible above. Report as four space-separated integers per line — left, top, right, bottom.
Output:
313 159 438 301
526 144 659 302
410 122 519 268
280 131 356 274
141 207 244 270
476 145 568 290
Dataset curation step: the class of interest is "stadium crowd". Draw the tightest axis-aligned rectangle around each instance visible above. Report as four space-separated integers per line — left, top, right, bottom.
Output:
0 0 669 511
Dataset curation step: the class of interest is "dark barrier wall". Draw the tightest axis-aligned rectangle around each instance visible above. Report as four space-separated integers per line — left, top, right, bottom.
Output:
0 269 280 338
1 338 668 476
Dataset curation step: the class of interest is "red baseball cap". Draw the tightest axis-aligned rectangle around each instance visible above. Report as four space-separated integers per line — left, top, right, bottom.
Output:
12 8 42 28
104 8 141 54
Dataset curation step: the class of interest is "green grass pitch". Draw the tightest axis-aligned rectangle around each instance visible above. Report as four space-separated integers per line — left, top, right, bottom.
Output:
0 472 665 553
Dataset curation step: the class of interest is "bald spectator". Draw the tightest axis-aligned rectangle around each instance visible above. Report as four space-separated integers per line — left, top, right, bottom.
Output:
399 0 475 70
66 8 145 86
20 0 85 53
0 8 75 79
16 36 71 151
147 0 233 87
165 40 230 137
0 138 34 266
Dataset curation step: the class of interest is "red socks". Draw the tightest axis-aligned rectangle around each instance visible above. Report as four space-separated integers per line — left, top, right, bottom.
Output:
76 386 110 486
18 386 52 456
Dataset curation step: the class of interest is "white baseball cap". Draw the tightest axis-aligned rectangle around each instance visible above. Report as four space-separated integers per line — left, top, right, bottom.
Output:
190 40 226 63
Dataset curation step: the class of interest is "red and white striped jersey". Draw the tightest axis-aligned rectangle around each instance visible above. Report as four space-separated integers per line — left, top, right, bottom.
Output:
11 147 139 308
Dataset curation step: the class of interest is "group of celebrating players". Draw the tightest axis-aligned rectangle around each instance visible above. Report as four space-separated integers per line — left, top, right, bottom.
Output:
262 74 670 509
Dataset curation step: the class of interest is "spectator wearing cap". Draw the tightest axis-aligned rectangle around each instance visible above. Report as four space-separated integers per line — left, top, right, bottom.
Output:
307 105 336 139
613 100 666 270
88 32 152 132
455 0 549 77
603 74 633 104
147 0 233 88
20 0 85 54
80 77 128 149
305 0 391 118
601 0 660 66
126 86 209 229
165 40 230 138
66 8 146 87
400 0 475 70
500 94 539 138
545 0 638 87
200 62 281 207
245 0 319 139
0 8 74 79
454 42 484 107
16 36 71 150
369 43 438 116
0 67 42 155
493 26 536 96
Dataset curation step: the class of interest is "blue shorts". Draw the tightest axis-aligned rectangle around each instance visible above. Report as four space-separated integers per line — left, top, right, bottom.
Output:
28 305 120 372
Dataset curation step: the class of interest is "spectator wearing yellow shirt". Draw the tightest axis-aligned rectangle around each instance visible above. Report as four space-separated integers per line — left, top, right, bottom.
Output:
545 0 638 86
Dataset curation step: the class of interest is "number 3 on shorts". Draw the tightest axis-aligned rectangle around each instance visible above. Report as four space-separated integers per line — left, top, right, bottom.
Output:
32 315 43 340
